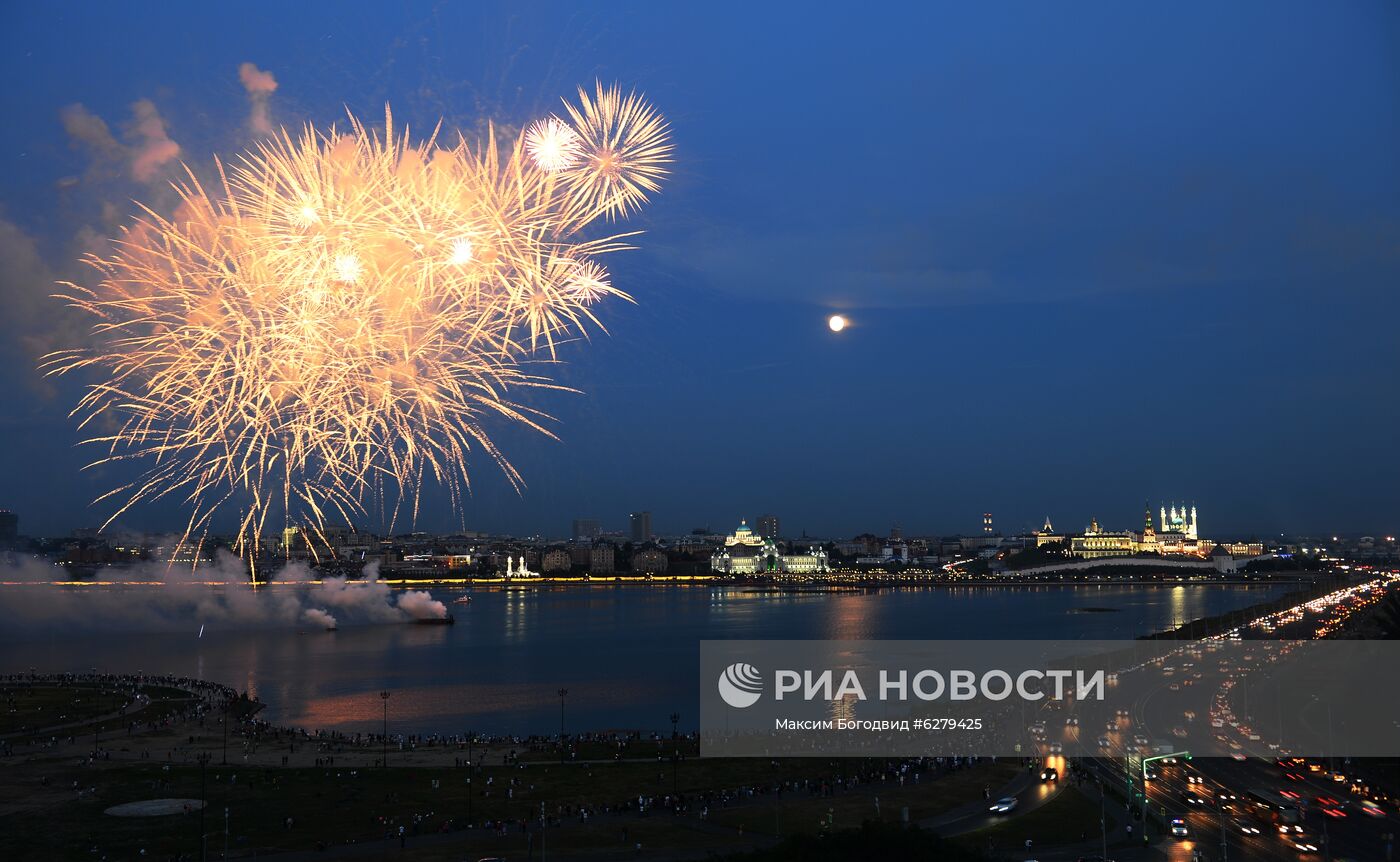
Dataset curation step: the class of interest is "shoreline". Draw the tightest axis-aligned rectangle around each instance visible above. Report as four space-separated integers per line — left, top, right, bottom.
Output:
10 571 1322 589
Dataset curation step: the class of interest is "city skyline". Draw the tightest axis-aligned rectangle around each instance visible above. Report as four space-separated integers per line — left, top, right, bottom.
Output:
2 499 1389 545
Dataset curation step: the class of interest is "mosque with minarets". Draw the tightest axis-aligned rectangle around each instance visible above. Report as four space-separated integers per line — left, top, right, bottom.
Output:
503 554 538 578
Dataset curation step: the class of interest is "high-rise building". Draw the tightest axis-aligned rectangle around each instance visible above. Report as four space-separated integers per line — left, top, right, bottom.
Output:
572 518 601 542
629 511 652 542
983 512 994 535
0 510 17 544
756 514 780 539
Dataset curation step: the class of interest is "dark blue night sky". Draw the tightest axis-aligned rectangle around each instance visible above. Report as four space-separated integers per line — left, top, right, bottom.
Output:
1 1 1397 539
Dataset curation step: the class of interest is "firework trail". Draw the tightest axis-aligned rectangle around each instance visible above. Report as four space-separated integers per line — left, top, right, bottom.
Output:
44 83 670 572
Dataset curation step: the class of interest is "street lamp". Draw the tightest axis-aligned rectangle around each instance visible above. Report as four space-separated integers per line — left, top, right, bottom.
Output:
380 691 391 767
221 698 228 765
557 689 568 763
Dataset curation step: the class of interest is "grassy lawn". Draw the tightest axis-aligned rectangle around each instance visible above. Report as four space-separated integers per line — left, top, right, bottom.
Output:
955 786 1115 851
517 736 701 762
0 685 132 735
0 756 982 859
706 761 1018 837
2 686 218 751
394 817 755 861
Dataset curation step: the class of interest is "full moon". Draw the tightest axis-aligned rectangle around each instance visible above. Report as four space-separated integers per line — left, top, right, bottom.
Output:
827 314 847 332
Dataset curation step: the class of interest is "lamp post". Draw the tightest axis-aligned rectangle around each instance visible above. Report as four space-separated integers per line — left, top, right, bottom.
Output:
466 728 474 824
670 712 680 796
197 752 211 862
557 689 568 763
221 698 228 765
379 691 391 767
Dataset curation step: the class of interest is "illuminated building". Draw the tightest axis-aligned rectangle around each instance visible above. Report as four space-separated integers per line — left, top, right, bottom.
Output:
1065 503 1261 562
1069 516 1139 559
1034 515 1064 548
1209 544 1238 573
1159 503 1199 540
503 555 538 578
711 520 828 575
1224 541 1265 557
1137 503 1159 555
1155 505 1203 555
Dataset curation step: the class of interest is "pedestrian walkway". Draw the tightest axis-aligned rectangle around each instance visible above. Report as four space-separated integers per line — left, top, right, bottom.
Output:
0 693 151 740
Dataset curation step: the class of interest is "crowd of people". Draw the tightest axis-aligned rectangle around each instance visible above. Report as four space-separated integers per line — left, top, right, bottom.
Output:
3 672 1018 859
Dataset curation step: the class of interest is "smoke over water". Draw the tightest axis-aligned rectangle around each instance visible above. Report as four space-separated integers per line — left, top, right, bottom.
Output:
301 607 337 630
397 589 448 620
0 554 449 639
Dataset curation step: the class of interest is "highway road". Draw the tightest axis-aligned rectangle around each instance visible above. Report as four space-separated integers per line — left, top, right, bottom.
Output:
1012 573 1400 861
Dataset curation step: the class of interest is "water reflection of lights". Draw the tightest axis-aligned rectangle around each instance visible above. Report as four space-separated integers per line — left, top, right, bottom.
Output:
823 594 874 641
502 588 534 642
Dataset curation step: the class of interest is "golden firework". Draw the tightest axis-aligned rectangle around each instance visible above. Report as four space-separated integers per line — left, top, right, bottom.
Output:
44 85 671 572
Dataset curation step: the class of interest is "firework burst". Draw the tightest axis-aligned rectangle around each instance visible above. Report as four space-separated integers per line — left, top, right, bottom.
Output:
44 83 671 571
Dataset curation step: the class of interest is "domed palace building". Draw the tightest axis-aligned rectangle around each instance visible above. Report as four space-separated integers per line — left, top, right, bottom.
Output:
711 520 829 575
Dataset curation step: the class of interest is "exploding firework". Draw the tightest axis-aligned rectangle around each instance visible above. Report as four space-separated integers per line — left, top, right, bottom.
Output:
44 83 671 570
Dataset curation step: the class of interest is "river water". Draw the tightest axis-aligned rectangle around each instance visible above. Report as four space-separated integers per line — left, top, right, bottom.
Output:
1 582 1293 736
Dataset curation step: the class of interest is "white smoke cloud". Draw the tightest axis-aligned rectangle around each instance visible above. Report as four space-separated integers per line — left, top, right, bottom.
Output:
302 607 337 630
397 589 448 620
0 212 94 396
238 62 278 136
59 103 125 179
310 568 407 623
0 554 447 638
126 99 181 183
58 99 182 186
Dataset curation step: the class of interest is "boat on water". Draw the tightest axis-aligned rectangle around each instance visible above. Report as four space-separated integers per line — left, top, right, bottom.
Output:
414 614 455 625
452 596 472 605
